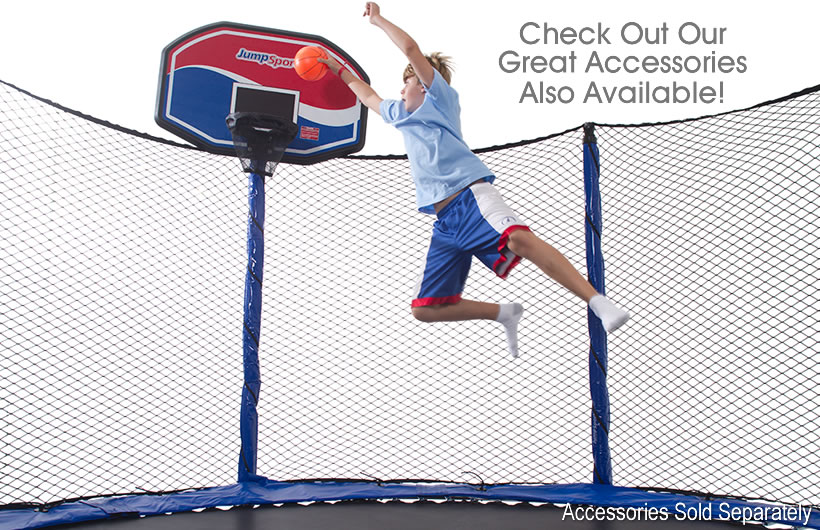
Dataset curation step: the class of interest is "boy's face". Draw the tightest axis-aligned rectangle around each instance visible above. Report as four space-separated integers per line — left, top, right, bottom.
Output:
401 76 425 113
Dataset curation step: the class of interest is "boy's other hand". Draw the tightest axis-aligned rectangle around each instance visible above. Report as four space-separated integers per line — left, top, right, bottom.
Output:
363 2 382 23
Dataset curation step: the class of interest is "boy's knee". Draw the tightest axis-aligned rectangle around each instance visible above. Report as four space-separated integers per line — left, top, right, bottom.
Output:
412 305 437 322
506 228 534 256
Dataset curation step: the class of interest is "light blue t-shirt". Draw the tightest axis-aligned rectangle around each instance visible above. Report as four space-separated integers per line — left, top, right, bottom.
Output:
380 69 495 214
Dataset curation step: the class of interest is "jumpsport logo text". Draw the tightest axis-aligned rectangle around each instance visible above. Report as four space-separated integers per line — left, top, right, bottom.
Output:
236 48 294 69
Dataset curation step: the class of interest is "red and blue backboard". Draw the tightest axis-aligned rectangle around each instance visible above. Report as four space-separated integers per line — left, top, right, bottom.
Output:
155 22 369 165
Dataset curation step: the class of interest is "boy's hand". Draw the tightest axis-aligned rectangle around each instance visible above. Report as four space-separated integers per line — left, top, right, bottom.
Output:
317 56 344 76
363 2 382 24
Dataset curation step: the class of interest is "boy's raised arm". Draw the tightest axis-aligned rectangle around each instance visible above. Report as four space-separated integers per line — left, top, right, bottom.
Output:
365 2 434 88
319 2 435 113
319 57 383 113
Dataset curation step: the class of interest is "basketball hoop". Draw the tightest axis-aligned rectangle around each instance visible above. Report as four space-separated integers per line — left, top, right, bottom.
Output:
226 112 298 176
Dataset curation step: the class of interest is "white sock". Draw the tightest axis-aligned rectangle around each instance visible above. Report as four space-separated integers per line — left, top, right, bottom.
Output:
495 303 524 358
588 294 630 333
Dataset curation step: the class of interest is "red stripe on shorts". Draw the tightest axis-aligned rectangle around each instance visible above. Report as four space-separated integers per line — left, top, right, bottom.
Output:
411 294 463 307
494 225 531 279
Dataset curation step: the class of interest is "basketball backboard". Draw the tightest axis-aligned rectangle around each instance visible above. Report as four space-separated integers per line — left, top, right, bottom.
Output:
155 22 369 165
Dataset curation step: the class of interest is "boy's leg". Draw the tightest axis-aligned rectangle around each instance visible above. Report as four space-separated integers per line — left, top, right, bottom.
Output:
412 190 525 357
411 299 499 322
506 229 597 302
506 229 629 332
412 300 524 358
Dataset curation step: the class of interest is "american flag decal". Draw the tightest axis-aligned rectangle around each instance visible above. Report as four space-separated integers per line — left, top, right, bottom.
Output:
300 126 320 141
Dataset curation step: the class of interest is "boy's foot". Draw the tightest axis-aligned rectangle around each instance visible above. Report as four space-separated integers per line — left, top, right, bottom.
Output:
588 294 630 333
496 303 524 358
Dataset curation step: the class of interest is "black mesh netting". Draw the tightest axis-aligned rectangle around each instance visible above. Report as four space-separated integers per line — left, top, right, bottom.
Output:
1 79 817 509
597 95 819 505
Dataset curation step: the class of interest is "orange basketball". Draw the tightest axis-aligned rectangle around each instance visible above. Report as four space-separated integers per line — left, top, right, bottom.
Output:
294 46 329 81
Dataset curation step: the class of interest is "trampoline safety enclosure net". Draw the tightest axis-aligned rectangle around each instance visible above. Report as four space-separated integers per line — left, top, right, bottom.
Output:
0 78 818 527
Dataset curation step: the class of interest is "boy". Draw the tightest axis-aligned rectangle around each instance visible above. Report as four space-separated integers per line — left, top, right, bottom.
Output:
319 3 629 357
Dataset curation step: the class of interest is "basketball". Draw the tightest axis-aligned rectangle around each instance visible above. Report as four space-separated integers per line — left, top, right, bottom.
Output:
294 46 329 81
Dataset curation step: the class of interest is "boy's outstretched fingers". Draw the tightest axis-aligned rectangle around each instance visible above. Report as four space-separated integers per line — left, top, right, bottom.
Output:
317 56 342 75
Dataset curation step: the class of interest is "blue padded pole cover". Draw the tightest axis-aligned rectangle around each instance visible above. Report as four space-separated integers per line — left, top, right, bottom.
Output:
583 123 613 485
238 164 265 482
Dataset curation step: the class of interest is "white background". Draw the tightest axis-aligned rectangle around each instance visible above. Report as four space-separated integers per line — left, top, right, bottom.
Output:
1 0 817 507
1 0 817 154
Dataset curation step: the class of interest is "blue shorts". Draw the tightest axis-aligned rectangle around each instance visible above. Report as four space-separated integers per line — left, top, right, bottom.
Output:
411 182 530 307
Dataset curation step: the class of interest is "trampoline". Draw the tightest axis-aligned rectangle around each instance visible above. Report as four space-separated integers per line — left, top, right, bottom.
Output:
0 78 818 530
52 500 749 530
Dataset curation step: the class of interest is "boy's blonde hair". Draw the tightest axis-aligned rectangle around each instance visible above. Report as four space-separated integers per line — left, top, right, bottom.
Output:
403 52 453 85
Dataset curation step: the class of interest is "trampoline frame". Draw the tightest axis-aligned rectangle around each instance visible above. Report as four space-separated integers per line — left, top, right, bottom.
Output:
3 481 817 528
